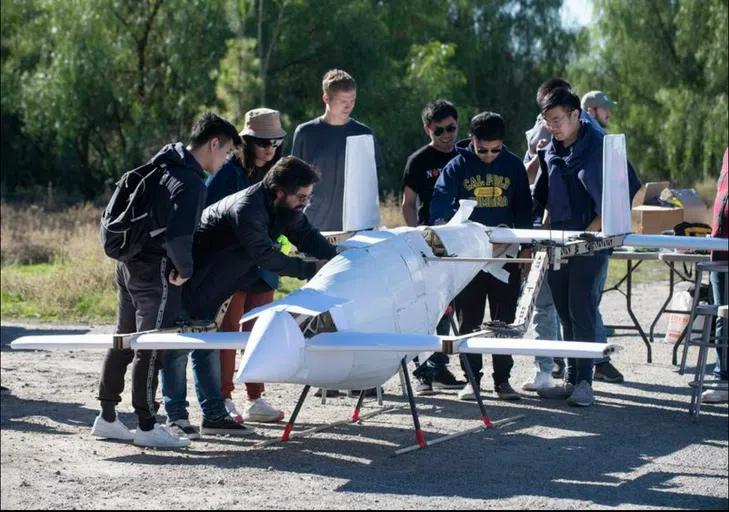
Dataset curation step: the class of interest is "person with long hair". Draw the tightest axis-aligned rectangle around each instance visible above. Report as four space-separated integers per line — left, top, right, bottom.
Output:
206 108 288 424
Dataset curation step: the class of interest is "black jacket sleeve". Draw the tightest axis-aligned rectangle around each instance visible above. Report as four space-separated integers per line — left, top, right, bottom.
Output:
284 215 338 261
165 179 207 279
231 201 315 280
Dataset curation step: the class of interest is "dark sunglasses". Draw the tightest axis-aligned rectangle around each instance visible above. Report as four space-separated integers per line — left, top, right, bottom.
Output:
432 124 457 137
253 137 284 148
475 147 502 155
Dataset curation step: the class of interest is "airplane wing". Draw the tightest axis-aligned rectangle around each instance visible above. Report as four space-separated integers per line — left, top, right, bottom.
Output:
240 288 350 324
458 337 620 359
488 227 726 252
11 334 121 350
131 332 249 350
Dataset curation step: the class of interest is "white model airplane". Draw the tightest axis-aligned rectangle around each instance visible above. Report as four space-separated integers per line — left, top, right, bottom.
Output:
10 135 725 454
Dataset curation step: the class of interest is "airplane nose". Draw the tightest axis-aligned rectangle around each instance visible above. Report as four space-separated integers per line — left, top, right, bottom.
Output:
236 309 305 384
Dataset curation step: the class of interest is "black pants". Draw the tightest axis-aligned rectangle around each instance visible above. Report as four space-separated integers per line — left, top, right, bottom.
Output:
454 264 521 387
97 254 181 429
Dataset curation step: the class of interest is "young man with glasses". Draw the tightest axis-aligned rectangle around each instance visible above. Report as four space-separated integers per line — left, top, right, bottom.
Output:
430 112 533 402
532 87 640 407
401 99 467 396
291 69 384 232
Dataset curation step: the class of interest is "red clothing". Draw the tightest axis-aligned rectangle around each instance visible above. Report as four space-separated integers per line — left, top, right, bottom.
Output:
712 148 728 261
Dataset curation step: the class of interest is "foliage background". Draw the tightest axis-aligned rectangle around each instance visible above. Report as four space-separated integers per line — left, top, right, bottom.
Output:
4 0 724 202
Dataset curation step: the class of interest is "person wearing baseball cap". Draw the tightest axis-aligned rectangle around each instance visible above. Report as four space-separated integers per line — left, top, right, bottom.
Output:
581 90 617 129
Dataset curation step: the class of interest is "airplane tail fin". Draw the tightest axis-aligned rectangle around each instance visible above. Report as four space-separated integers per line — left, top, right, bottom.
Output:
602 134 631 236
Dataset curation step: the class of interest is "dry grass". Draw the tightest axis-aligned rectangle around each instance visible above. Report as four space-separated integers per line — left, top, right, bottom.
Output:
0 199 406 321
1 202 116 320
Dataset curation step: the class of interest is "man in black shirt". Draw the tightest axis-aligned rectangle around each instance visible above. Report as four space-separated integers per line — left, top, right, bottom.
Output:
401 99 466 395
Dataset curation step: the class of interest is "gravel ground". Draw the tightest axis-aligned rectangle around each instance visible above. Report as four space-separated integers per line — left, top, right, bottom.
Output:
1 279 727 510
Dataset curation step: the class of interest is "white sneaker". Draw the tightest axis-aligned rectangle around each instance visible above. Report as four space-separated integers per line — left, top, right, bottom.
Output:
458 383 480 401
701 389 729 403
521 371 555 392
243 398 285 423
133 423 191 449
225 399 243 423
91 414 134 441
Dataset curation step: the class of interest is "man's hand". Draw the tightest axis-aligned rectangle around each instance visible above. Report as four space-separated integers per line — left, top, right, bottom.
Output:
518 247 532 279
304 258 329 280
168 269 189 286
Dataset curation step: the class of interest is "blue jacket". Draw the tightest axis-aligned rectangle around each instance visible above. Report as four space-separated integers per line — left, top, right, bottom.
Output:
204 156 280 291
430 140 533 229
533 117 641 231
205 156 249 207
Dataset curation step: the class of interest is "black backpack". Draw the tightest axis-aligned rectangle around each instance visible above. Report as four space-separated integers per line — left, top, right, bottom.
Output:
100 161 170 261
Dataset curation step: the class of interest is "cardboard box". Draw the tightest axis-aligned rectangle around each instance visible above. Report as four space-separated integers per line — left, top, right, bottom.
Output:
631 205 684 234
631 181 682 234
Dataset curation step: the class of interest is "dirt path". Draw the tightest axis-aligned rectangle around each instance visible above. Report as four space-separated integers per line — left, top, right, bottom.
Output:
1 280 727 509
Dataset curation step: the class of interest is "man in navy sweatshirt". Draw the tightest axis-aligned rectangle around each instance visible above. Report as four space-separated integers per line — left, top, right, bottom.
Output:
430 112 533 401
532 86 641 407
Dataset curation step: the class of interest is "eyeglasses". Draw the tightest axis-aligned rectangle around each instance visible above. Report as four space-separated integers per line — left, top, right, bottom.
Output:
253 137 284 148
292 192 312 203
543 110 574 129
475 147 502 155
432 124 457 137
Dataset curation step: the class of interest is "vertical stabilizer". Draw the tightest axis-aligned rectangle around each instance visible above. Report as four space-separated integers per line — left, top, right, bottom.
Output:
343 134 381 231
602 134 631 236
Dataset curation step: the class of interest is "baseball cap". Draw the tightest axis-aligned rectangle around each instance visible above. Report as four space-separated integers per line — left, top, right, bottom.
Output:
581 90 617 110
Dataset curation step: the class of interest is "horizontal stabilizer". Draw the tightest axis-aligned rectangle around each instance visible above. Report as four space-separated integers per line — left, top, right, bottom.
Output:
11 334 118 350
305 332 442 352
623 234 726 252
132 332 249 350
459 338 621 359
240 288 350 324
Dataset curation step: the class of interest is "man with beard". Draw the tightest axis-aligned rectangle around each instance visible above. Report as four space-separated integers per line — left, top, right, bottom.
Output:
178 157 337 435
185 156 337 321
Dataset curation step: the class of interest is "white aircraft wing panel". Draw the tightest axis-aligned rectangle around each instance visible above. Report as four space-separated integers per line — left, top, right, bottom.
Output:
306 332 442 352
240 288 350 324
132 332 249 350
11 334 117 350
460 338 621 359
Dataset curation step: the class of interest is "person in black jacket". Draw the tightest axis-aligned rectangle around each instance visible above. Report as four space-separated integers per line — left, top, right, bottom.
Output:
183 156 337 321
92 112 242 449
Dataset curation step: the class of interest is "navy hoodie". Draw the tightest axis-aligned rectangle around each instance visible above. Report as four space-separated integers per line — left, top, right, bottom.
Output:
148 142 208 279
430 140 533 229
533 117 641 231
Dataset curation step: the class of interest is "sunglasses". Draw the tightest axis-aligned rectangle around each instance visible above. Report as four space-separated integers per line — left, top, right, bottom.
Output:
432 124 457 137
475 147 502 155
253 137 284 148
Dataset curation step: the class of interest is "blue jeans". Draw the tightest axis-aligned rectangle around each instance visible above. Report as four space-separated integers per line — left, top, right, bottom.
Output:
531 279 561 373
548 253 608 386
594 255 611 365
160 349 226 422
711 271 728 381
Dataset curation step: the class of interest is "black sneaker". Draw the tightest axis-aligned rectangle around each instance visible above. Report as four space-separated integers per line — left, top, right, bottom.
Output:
552 359 565 380
415 378 435 396
314 389 342 398
1 386 10 396
200 417 256 436
167 419 201 440
495 381 522 401
432 368 467 389
594 362 624 383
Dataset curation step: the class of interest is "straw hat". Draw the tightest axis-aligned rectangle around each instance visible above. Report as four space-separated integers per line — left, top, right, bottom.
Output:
241 108 287 139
